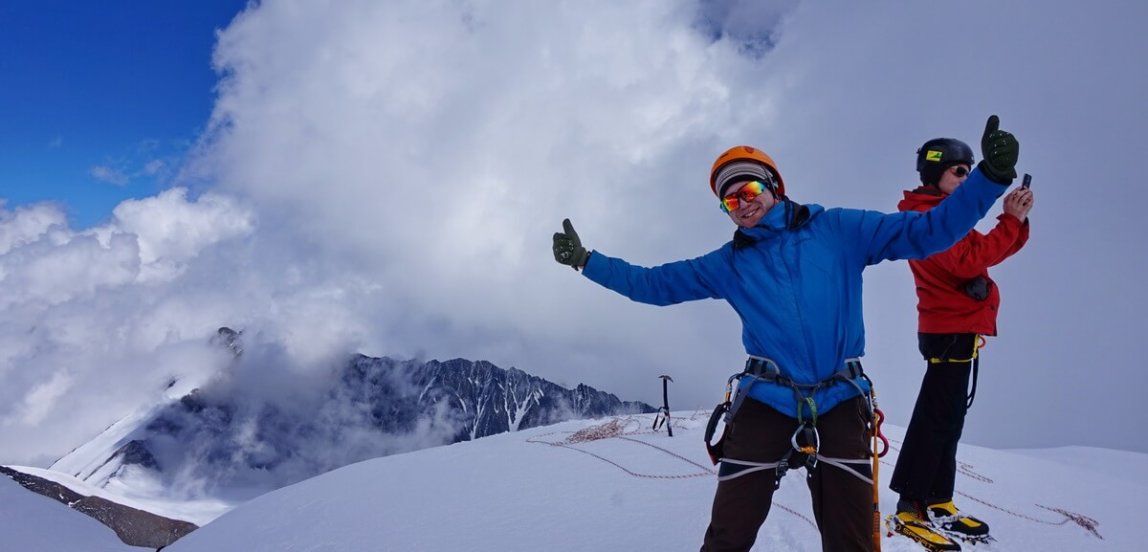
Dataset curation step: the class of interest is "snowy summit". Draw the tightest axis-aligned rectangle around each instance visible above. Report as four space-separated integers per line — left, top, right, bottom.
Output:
150 413 1136 551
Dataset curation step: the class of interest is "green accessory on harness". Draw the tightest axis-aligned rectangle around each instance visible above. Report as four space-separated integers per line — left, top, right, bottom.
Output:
796 396 818 426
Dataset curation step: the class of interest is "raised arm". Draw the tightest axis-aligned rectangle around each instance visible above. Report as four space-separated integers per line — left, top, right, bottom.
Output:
840 115 1021 265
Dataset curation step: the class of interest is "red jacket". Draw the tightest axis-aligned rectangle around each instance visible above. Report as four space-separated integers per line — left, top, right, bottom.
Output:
897 187 1029 335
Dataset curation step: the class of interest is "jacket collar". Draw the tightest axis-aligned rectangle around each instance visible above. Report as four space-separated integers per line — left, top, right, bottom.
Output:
898 185 947 211
734 200 823 245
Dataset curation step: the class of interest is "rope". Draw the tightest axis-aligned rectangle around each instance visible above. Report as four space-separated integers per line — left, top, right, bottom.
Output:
1034 504 1104 540
883 439 1101 539
886 440 994 483
526 416 714 480
955 492 1103 538
615 436 716 473
526 415 817 529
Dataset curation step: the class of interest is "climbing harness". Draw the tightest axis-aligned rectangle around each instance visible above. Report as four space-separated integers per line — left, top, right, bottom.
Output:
704 357 880 476
703 356 890 548
928 334 986 407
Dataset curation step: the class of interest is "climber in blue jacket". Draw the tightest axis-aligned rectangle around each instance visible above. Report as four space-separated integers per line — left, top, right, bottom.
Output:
552 115 1022 552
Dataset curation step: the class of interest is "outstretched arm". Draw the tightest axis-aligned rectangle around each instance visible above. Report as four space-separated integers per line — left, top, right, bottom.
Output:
552 218 725 305
581 250 725 306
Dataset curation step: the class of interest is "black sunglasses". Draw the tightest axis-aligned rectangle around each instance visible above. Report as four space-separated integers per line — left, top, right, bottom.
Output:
951 166 970 178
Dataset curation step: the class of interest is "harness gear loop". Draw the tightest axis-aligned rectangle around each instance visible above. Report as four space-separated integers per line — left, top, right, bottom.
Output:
704 374 742 465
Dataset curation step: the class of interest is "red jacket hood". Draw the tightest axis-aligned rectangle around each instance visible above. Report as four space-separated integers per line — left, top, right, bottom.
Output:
898 187 945 213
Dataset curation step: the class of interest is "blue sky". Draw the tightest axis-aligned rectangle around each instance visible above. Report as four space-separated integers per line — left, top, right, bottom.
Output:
0 0 249 228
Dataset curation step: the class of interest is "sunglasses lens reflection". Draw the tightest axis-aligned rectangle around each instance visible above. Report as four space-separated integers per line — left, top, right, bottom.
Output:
720 180 769 213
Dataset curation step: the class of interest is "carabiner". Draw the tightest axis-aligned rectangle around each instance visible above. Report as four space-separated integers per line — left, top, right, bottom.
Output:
791 423 820 471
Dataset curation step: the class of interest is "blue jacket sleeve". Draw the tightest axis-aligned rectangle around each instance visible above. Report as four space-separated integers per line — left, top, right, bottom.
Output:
830 168 1008 266
580 247 727 306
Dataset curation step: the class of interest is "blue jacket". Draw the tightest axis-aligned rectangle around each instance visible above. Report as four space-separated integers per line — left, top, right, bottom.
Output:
582 168 1007 418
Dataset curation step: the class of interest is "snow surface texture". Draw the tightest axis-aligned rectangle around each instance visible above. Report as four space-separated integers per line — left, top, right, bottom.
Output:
0 475 138 552
141 413 1141 552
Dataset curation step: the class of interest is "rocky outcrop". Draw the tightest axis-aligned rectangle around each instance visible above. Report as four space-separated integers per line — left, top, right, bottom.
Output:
0 466 197 549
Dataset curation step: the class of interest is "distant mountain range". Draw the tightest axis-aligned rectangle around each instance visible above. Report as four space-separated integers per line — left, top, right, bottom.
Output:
4 327 655 548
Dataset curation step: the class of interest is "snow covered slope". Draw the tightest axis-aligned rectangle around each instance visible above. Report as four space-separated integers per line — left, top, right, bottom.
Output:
0 475 141 552
160 412 1143 551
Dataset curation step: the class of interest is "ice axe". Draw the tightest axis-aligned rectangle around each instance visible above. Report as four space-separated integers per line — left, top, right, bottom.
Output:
652 375 673 437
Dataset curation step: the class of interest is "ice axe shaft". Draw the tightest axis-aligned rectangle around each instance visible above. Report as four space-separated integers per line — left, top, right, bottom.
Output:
653 375 674 437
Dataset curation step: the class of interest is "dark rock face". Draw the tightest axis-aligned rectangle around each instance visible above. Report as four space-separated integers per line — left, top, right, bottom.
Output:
118 440 160 470
0 466 197 549
115 354 654 494
57 336 654 492
352 356 655 441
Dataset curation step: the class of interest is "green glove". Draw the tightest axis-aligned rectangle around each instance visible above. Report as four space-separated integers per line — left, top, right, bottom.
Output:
552 218 590 269
977 114 1019 183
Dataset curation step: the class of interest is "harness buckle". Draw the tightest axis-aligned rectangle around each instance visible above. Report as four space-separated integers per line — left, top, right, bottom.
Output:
774 457 789 489
843 358 864 379
743 356 781 379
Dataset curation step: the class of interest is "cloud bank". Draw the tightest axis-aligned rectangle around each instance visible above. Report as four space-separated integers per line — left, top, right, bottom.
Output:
3 0 1147 465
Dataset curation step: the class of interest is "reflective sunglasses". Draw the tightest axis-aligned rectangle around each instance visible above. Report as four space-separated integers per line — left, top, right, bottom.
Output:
719 180 769 213
950 165 970 178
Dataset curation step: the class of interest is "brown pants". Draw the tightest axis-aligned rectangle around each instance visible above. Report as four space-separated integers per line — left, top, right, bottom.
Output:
701 396 874 552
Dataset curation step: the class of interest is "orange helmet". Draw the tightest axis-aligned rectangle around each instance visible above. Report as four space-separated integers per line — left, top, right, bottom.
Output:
709 145 785 198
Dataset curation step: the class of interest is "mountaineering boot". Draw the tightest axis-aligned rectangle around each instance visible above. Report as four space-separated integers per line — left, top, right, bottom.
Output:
928 500 990 539
887 505 961 551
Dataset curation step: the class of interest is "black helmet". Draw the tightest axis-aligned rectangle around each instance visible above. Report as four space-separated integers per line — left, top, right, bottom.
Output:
916 138 974 186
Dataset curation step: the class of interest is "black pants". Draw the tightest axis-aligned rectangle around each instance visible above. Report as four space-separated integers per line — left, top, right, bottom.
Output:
701 396 873 552
889 333 977 502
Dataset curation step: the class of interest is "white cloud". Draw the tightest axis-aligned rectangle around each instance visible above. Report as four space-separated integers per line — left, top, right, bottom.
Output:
89 165 130 186
0 201 67 255
111 188 254 281
143 159 167 176
0 192 260 464
7 370 72 426
0 232 140 307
